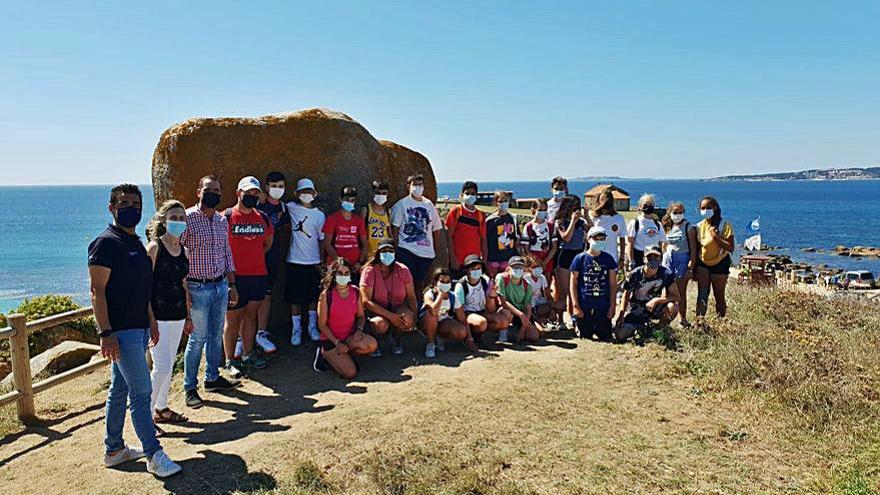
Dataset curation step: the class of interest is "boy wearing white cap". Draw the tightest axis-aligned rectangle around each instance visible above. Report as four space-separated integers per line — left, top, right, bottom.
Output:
284 178 326 346
568 225 618 342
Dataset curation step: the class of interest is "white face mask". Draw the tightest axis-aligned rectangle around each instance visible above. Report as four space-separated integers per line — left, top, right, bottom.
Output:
373 194 388 206
299 193 315 204
268 187 285 200
410 185 424 198
335 274 351 286
671 213 684 223
498 201 509 213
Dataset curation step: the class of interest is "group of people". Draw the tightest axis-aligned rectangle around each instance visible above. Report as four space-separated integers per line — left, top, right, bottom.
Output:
87 173 734 477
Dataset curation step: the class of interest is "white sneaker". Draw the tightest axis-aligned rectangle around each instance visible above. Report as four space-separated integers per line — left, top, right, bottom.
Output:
256 331 277 354
290 326 302 346
104 446 145 468
147 450 182 478
436 337 445 352
425 343 436 359
234 337 243 359
308 325 321 342
499 329 509 343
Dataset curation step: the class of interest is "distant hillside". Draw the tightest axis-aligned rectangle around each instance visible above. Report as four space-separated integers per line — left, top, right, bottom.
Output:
712 167 880 181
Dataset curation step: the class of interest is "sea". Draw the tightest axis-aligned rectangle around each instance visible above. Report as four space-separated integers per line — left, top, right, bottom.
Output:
1 180 878 313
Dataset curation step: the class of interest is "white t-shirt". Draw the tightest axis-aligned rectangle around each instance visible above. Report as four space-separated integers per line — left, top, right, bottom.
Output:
525 273 548 307
590 213 627 262
453 275 491 313
547 197 563 223
627 215 667 252
285 202 326 264
423 287 462 320
390 195 443 259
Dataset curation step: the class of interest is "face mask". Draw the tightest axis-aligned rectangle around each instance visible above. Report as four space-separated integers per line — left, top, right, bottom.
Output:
671 213 685 223
700 208 713 219
268 187 285 200
241 195 259 208
552 189 565 199
498 202 509 213
335 274 351 286
462 194 477 206
511 268 524 279
299 193 315 204
535 210 548 221
165 220 186 237
642 205 655 215
410 185 424 197
341 200 355 212
646 258 661 270
380 251 395 266
533 266 543 277
469 268 482 280
373 194 387 206
437 282 452 293
200 191 221 208
589 239 607 252
115 206 142 228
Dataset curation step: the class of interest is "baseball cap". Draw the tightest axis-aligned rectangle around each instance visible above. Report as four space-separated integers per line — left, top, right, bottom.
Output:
377 239 396 251
644 245 663 257
237 176 261 192
508 255 526 268
296 178 316 191
463 254 485 268
587 225 607 239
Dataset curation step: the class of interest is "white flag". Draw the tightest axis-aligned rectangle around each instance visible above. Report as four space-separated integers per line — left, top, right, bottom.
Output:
744 233 762 251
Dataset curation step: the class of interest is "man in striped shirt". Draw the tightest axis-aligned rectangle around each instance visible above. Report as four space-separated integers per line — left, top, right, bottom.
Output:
179 175 241 409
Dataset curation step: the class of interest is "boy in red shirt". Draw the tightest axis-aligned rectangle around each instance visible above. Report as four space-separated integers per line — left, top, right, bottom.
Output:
444 181 487 277
224 176 274 374
322 185 368 274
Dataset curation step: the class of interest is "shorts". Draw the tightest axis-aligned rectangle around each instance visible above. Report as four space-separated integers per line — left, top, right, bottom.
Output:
230 275 268 310
632 249 645 267
284 263 322 305
663 251 691 279
418 305 453 322
622 303 663 328
396 248 434 282
556 249 580 272
487 261 508 273
697 254 731 276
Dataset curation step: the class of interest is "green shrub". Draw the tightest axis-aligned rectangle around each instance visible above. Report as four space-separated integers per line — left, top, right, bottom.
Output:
0 295 97 362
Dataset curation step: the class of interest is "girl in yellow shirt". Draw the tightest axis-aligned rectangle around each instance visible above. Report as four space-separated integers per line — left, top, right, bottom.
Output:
694 196 735 318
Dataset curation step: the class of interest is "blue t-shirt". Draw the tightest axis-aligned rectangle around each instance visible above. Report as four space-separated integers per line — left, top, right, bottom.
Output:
555 218 588 251
570 250 618 301
256 200 290 270
87 224 153 332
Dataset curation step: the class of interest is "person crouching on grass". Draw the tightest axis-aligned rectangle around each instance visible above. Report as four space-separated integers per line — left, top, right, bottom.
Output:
419 267 477 356
312 258 378 379
569 226 618 342
615 244 680 342
453 254 513 344
495 256 539 343
523 255 554 332
359 239 418 356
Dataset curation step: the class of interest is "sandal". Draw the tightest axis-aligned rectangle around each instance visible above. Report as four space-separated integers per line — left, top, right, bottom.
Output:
153 408 189 424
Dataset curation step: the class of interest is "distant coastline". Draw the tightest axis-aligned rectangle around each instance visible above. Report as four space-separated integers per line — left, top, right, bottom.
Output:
710 166 880 182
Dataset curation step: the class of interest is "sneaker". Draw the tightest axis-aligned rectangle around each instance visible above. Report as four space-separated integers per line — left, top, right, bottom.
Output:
392 340 404 355
369 346 383 358
243 353 267 370
425 343 436 359
185 389 204 409
104 446 145 468
205 375 241 392
436 337 445 352
312 347 327 372
290 326 303 346
225 359 245 379
498 329 509 343
233 338 243 359
308 325 321 342
146 450 182 478
256 330 277 354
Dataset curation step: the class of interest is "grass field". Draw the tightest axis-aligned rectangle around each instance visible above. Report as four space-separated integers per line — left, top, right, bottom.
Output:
1 284 878 494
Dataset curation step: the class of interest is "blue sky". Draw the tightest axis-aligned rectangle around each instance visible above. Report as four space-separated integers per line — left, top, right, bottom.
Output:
1 1 878 184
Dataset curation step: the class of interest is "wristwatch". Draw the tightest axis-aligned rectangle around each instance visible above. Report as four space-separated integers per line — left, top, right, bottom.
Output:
99 330 112 338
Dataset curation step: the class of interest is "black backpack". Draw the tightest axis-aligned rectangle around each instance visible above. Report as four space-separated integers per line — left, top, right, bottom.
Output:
458 275 489 298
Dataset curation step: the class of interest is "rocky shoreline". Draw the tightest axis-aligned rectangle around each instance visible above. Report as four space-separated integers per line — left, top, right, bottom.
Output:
800 245 880 258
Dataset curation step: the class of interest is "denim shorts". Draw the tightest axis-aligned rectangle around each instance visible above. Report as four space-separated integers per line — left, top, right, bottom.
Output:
663 251 691 279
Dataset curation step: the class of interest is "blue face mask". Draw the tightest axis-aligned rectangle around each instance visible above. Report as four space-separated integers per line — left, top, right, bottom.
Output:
552 189 565 199
700 208 714 219
498 202 509 212
380 251 395 266
462 194 477 206
511 268 524 279
589 239 607 252
533 266 543 277
535 210 548 221
116 206 141 228
469 269 482 280
341 201 355 212
165 220 186 238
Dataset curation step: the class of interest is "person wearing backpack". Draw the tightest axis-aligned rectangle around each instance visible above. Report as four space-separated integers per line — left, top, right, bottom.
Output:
694 196 735 318
452 254 513 345
223 176 274 376
445 181 487 277
495 256 539 343
660 201 697 327
419 267 476 357
626 194 667 269
312 258 377 379
254 171 289 356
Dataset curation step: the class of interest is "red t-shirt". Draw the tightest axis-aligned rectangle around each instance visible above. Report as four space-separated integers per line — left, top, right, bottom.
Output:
444 205 486 265
226 207 273 276
322 211 364 265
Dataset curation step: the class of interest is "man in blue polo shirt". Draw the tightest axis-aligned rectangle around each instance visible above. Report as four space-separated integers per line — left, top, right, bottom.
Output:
88 183 182 478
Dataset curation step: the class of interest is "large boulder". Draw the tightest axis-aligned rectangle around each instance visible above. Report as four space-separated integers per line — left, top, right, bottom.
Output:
151 108 436 210
1 341 100 390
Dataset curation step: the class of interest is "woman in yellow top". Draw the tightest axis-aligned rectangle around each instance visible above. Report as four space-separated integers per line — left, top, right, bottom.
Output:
694 196 735 318
361 179 394 257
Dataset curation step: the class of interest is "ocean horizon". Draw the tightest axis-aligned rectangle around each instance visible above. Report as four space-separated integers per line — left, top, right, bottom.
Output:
2 179 879 313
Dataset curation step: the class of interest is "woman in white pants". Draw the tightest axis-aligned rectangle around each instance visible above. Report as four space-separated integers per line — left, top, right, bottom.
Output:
146 200 193 425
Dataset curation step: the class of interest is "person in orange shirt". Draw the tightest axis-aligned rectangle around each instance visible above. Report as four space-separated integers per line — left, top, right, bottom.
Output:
444 181 488 277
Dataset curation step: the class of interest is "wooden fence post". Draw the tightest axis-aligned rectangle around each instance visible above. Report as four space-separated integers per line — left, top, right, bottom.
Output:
8 314 36 423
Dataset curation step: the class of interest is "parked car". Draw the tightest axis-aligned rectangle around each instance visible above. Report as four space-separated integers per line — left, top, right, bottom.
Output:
843 270 876 289
791 269 816 284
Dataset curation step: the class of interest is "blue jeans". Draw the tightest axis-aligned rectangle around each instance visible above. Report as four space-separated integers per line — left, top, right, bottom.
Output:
104 328 160 458
184 280 228 391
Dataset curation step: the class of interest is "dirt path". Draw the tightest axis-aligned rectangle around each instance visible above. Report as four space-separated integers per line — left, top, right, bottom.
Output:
0 332 817 494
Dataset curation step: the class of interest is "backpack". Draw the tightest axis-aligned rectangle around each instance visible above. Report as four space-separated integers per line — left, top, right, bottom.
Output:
224 207 271 229
458 275 489 298
447 205 485 231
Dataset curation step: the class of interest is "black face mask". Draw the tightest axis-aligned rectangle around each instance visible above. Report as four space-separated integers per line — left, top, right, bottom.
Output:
642 205 655 214
241 195 259 208
201 191 221 208
115 206 142 228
